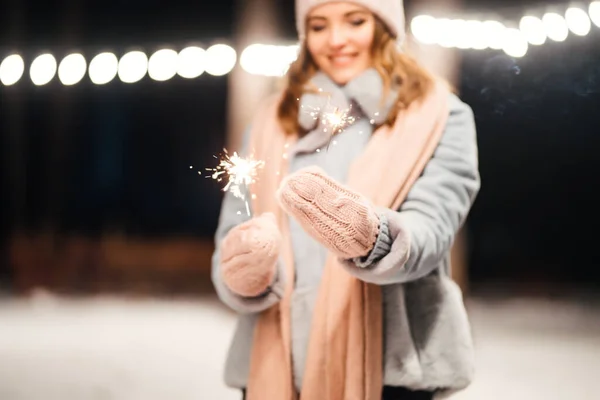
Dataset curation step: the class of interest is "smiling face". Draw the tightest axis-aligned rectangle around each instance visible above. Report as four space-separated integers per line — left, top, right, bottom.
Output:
305 2 376 85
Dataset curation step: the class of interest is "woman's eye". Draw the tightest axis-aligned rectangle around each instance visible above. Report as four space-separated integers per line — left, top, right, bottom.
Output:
350 19 365 26
309 25 325 32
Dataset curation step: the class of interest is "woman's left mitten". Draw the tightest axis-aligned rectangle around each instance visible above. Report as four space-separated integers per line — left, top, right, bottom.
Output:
277 166 379 259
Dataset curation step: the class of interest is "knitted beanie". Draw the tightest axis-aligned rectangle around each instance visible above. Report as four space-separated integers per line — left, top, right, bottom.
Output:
296 0 405 40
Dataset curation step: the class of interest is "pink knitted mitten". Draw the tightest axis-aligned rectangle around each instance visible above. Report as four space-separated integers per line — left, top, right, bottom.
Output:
220 212 281 297
277 166 379 259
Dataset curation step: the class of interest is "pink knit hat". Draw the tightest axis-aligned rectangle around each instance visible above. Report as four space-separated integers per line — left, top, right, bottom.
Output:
296 0 405 40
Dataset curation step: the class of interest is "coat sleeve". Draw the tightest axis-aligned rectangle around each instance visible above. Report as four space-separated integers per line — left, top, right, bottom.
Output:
210 127 287 314
342 94 481 285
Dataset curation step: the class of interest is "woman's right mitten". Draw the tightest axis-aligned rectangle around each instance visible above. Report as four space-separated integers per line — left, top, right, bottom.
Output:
220 212 282 297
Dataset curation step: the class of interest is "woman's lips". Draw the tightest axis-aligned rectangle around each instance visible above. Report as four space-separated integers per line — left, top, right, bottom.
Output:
328 53 357 66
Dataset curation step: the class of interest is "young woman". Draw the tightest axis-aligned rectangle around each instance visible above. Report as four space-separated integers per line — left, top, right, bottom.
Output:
211 1 480 399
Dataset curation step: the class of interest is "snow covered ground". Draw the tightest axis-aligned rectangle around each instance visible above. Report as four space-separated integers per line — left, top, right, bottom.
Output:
0 291 598 400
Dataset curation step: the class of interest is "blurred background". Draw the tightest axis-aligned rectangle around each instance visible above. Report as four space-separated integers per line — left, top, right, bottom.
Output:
1 0 600 399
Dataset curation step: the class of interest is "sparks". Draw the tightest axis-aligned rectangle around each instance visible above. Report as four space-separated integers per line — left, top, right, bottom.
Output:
301 103 355 135
322 106 355 134
320 106 355 151
299 94 356 152
206 149 265 216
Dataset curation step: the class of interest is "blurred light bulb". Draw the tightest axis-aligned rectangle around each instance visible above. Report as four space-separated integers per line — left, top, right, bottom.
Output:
502 28 529 58
58 53 87 86
590 1 600 28
240 44 298 76
542 12 569 42
519 16 546 45
0 54 25 86
30 54 57 86
411 15 438 44
565 7 591 36
482 20 507 50
118 51 148 83
205 44 237 76
178 46 206 79
89 52 118 85
465 20 488 50
148 49 178 82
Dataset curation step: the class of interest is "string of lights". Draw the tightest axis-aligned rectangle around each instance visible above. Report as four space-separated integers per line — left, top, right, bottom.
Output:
1 1 599 87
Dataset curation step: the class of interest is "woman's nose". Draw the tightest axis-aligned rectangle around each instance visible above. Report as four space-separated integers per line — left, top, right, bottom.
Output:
327 26 348 48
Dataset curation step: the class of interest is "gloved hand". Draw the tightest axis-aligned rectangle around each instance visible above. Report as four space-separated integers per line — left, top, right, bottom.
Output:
220 212 282 297
277 166 379 259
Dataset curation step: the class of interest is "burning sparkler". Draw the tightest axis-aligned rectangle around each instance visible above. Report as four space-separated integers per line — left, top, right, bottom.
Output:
323 106 355 133
300 96 356 150
301 103 355 134
322 106 355 149
206 149 265 216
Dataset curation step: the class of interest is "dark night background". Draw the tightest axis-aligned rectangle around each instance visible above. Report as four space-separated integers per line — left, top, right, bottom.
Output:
1 0 600 293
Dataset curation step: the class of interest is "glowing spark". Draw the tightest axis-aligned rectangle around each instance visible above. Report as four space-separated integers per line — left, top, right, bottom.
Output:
206 149 264 216
301 103 355 134
299 96 356 151
322 106 355 150
323 107 355 133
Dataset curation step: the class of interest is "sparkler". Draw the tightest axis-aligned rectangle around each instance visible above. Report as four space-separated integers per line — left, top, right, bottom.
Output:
322 106 355 149
300 96 356 150
206 149 265 216
301 103 356 134
323 106 355 133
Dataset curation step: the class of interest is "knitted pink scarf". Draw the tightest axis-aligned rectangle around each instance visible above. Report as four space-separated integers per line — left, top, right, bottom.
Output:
246 80 449 400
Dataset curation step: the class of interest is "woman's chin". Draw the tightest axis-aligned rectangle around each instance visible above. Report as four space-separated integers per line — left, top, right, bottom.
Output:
324 66 368 86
